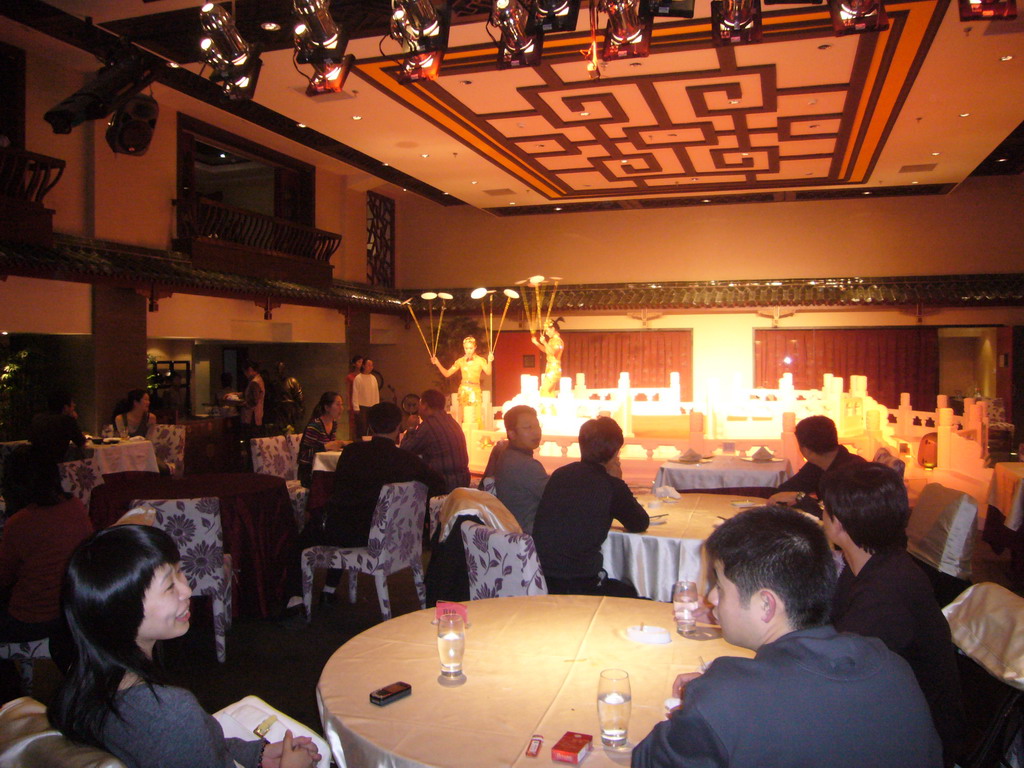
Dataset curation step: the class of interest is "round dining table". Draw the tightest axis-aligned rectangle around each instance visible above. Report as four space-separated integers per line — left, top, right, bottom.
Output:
601 493 764 602
317 594 752 768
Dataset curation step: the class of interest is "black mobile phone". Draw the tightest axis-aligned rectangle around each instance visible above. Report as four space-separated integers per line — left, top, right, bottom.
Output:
370 681 412 706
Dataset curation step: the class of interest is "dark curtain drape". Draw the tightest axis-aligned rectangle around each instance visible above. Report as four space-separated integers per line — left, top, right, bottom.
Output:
562 331 693 400
754 327 938 409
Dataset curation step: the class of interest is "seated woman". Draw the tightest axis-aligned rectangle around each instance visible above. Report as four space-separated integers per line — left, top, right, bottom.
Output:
296 391 344 488
0 449 93 669
113 389 157 438
49 525 319 768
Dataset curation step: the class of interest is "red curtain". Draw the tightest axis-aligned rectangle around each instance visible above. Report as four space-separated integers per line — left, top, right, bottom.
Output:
754 327 938 409
562 331 693 400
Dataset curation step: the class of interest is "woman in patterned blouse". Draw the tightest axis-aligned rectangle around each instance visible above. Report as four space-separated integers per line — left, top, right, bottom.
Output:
297 391 345 487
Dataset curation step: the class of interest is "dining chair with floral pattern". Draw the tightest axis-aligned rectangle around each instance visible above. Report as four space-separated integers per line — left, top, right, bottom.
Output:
148 424 186 477
301 481 428 622
250 436 308 530
132 496 233 663
58 458 104 511
460 521 547 600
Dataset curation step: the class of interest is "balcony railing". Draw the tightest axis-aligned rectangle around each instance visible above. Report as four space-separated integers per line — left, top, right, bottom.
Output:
0 146 66 204
176 197 342 262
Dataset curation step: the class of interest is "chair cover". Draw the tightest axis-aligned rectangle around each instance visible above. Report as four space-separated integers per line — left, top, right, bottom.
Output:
943 583 1024 693
0 640 50 697
479 476 497 495
148 424 186 476
0 697 127 768
872 446 906 479
57 458 104 510
907 482 977 581
301 481 428 621
133 497 233 663
460 521 547 599
437 487 522 542
250 436 307 530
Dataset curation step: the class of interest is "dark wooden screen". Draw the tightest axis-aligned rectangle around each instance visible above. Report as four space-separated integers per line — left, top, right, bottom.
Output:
754 327 939 409
561 330 694 400
366 191 395 288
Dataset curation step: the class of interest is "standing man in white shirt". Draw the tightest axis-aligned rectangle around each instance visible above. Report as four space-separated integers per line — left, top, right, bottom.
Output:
350 358 380 438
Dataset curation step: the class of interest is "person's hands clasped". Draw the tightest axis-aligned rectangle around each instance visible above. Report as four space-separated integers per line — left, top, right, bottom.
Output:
262 730 320 768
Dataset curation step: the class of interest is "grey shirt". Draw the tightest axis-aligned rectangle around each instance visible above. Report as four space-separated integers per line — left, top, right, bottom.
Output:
102 684 263 768
494 445 548 533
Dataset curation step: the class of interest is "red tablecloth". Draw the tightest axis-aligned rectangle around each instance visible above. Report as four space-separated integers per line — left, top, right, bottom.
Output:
89 472 296 618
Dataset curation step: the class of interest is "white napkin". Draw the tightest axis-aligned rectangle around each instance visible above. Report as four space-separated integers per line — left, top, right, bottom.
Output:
749 446 775 461
679 448 703 463
654 485 681 499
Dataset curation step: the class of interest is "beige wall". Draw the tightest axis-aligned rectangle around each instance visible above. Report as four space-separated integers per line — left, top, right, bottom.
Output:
0 277 92 334
395 175 1024 288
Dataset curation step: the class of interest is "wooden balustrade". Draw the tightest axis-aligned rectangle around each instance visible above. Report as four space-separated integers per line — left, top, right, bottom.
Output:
0 146 66 205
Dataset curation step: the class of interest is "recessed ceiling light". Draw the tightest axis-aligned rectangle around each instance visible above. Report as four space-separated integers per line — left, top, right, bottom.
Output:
555 207 562 211
729 99 740 104
402 188 407 192
818 43 832 50
808 124 819 129
931 152 941 156
443 192 449 195
702 199 710 203
629 62 642 67
352 115 362 120
168 61 180 69
620 159 629 165
296 123 306 128
580 111 590 117
691 177 699 181
998 157 1008 162
805 172 813 176
420 153 429 158
460 79 473 85
382 162 389 167
911 180 919 184
959 112 971 118
509 202 516 205
741 152 750 157
261 21 281 31
1000 55 1013 61
219 153 226 159
471 180 478 184
862 191 871 195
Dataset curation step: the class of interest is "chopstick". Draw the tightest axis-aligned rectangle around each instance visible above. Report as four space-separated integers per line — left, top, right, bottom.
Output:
649 513 668 519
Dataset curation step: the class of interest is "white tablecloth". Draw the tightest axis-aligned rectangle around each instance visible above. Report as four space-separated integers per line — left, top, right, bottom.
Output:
602 493 760 602
85 439 159 475
317 595 752 768
313 451 342 474
653 455 792 491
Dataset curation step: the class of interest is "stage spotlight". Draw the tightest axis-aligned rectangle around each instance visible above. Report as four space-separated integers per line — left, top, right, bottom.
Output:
958 0 1015 19
491 0 544 68
711 0 762 45
828 0 888 33
389 0 450 82
44 50 157 135
599 0 652 60
532 0 582 33
293 17 354 95
199 3 262 100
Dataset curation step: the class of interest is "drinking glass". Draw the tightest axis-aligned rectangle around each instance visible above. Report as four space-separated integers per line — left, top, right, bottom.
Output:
597 669 631 747
437 613 465 679
673 580 699 636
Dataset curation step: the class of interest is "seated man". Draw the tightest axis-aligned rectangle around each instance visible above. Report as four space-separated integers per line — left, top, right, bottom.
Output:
28 390 86 465
769 414 866 516
822 463 966 766
632 506 942 768
320 401 446 547
492 405 548 533
532 417 648 597
400 389 470 492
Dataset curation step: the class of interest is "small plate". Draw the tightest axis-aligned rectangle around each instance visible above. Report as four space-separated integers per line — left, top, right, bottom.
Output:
739 456 784 463
730 501 759 508
103 437 122 444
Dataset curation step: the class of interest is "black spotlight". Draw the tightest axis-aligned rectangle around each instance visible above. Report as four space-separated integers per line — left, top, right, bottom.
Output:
44 52 157 135
105 94 159 155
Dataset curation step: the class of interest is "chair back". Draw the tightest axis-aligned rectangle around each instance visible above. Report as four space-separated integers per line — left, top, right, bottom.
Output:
58 459 104 510
365 481 428 575
872 446 906 478
136 497 226 598
479 477 496 495
148 424 186 476
944 582 1024 692
285 434 302 481
250 436 294 480
461 521 547 599
0 697 128 768
907 482 977 581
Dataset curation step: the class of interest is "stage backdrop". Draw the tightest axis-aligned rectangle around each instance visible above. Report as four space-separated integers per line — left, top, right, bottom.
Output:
754 327 939 410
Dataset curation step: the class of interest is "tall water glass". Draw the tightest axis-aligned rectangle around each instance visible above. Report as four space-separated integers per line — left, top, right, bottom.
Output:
673 580 699 636
437 613 466 678
597 669 631 747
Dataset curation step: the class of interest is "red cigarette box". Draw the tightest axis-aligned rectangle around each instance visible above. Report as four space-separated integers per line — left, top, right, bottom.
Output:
552 731 593 764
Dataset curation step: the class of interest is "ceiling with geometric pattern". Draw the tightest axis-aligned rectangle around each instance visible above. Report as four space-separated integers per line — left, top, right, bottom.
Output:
9 0 1024 214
